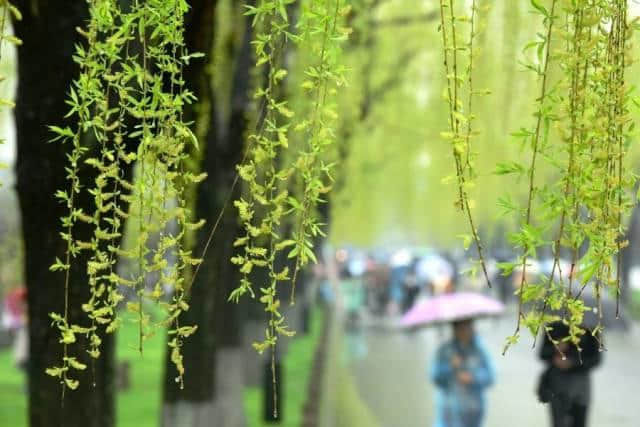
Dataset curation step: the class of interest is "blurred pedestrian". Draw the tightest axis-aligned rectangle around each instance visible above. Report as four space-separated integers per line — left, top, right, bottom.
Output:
538 321 602 427
417 253 454 296
387 249 412 315
493 249 513 303
388 267 408 315
341 268 364 317
402 259 420 313
2 287 29 373
340 268 367 361
430 319 495 427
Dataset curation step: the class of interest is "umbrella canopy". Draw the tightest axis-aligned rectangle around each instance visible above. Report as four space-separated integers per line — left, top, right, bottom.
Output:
347 254 367 277
416 254 453 284
390 248 412 268
400 292 505 328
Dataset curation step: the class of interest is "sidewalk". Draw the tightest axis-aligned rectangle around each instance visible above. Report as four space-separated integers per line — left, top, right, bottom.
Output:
348 310 640 427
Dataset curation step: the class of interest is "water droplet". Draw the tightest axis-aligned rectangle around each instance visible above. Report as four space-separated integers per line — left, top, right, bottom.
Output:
174 377 180 383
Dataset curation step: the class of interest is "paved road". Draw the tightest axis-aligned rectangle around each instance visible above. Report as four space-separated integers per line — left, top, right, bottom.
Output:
347 308 640 427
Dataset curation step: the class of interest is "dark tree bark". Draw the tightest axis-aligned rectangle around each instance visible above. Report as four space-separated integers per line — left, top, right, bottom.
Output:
13 2 116 427
211 0 254 351
162 2 219 426
162 1 252 425
197 4 256 425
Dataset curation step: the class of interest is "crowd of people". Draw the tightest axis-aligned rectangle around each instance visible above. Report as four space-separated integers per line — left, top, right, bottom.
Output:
316 245 606 427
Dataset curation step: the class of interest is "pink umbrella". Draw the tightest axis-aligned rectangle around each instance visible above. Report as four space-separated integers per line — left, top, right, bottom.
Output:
400 292 505 328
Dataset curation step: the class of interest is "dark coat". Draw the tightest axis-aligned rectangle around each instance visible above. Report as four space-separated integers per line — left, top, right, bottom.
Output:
538 322 602 405
540 322 601 373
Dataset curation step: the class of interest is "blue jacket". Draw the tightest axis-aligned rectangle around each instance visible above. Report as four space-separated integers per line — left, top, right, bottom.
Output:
430 336 495 427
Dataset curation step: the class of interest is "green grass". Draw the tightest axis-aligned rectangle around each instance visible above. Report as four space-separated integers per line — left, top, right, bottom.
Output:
116 311 165 427
245 309 324 427
1 307 327 427
0 341 27 427
0 309 165 427
243 307 380 427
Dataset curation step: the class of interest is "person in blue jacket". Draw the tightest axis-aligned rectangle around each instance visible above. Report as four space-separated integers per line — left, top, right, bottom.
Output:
430 319 495 427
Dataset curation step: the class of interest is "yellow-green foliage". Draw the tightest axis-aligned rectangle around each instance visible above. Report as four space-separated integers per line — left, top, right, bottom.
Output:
230 0 349 364
0 1 20 185
48 0 202 392
437 0 491 284
499 0 636 351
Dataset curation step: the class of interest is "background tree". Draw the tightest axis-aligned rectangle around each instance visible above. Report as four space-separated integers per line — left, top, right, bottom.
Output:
13 2 117 426
162 1 254 425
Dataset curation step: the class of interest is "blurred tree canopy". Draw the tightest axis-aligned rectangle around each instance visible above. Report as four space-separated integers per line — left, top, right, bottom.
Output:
330 0 640 248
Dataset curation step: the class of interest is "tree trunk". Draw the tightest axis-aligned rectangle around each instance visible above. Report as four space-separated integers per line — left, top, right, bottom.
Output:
162 2 251 426
13 2 116 427
205 4 256 424
162 2 219 426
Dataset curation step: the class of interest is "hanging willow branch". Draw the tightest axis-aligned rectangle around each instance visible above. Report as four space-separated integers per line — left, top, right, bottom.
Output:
47 0 202 392
231 0 347 349
0 1 21 187
504 0 558 351
500 0 635 352
231 0 299 365
437 0 491 287
288 0 346 303
230 0 348 415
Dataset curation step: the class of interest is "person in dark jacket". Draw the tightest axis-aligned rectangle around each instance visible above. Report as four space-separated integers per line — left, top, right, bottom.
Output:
539 321 602 427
